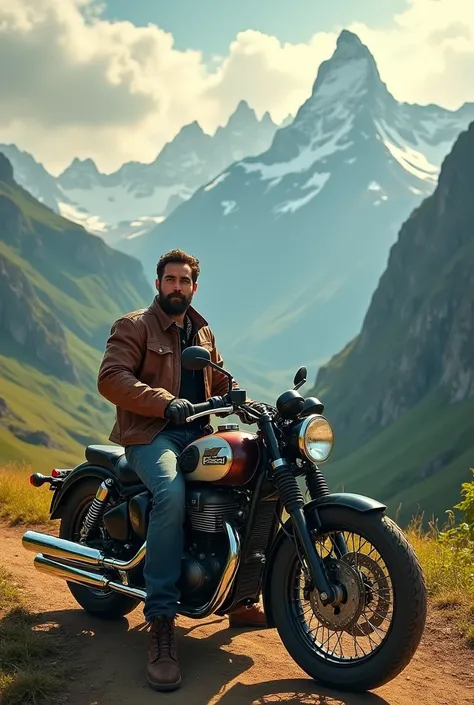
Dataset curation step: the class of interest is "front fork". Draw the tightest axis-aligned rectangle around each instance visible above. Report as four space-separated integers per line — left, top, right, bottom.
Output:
261 416 345 607
305 464 349 558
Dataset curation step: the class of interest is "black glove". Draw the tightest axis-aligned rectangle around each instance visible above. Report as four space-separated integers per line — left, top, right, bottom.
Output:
236 401 276 425
164 398 194 425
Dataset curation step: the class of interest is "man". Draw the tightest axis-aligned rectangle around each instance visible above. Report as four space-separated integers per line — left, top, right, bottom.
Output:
97 249 267 692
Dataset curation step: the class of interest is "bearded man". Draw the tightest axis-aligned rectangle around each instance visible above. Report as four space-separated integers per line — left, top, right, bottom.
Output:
97 249 267 692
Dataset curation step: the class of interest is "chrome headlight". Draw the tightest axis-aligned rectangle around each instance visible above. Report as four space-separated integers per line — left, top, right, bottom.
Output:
298 415 334 463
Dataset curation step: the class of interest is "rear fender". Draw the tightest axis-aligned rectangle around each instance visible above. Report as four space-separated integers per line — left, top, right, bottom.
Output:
49 464 120 519
261 492 386 627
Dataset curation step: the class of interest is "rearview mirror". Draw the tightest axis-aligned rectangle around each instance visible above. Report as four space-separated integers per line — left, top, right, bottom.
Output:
181 346 211 371
293 366 307 391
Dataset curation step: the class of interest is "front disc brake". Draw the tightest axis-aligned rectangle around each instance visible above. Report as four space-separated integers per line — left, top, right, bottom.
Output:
309 558 365 631
341 552 391 635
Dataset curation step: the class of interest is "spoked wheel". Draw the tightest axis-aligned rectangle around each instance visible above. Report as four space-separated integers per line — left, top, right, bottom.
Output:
297 533 393 659
59 479 140 619
270 507 427 692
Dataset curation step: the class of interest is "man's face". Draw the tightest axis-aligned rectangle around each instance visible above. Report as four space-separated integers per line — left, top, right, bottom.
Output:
156 262 197 315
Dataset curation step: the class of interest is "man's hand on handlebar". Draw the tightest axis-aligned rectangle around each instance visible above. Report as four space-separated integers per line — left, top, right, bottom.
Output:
164 396 275 426
236 401 276 425
165 396 232 424
164 398 194 424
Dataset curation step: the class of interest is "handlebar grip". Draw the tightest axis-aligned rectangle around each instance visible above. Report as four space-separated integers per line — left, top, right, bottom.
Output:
190 397 226 415
190 401 214 415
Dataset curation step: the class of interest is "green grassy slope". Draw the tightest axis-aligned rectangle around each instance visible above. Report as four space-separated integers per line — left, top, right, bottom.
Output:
0 155 152 470
322 390 474 527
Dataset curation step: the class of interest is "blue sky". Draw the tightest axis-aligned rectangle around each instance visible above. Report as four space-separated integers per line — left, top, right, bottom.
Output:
103 0 406 58
3 0 472 173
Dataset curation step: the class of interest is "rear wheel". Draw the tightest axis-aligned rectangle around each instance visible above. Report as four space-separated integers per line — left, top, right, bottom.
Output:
269 507 427 692
59 479 140 620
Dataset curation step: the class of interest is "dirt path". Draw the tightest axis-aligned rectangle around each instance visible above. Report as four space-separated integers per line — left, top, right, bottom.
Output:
2 522 473 705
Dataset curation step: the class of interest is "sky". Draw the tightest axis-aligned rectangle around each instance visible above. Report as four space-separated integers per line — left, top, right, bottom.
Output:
0 0 473 174
102 0 406 58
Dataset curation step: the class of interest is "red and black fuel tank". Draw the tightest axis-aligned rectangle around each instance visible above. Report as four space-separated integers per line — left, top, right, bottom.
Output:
178 424 260 486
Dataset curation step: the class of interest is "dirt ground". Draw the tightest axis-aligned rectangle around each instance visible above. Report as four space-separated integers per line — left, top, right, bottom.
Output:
2 521 473 705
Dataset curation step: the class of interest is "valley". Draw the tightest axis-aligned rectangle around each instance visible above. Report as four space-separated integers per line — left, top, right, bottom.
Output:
1 29 473 526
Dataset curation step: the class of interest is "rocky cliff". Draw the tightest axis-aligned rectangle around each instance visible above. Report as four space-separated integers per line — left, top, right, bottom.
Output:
312 120 474 445
308 121 474 524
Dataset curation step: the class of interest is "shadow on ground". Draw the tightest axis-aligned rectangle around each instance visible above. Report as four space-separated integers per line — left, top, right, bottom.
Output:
0 606 391 705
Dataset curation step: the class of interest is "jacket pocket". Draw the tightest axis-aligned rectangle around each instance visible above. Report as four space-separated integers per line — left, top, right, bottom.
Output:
141 341 174 390
146 341 173 356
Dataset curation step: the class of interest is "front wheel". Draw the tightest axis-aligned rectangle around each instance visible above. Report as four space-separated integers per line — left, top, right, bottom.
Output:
269 506 427 692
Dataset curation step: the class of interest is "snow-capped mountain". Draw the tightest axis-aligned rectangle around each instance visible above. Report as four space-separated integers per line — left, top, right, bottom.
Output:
0 144 65 212
130 30 474 398
0 102 279 246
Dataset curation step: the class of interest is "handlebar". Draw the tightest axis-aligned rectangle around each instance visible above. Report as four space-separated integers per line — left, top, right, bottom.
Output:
185 396 277 424
185 396 234 423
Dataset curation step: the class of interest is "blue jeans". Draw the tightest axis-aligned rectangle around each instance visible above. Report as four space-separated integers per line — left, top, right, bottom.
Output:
124 426 204 621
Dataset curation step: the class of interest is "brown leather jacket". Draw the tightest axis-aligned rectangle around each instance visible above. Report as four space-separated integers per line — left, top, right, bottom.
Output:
97 296 237 446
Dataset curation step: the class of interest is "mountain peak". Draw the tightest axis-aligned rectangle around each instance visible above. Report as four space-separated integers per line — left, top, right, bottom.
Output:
226 100 256 126
234 99 252 114
336 30 366 52
60 157 100 178
298 29 382 117
260 110 276 127
180 120 204 135
0 153 14 183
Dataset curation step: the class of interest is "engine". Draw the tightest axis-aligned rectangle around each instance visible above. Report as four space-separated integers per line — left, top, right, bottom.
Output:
179 485 246 603
118 482 247 605
185 485 243 533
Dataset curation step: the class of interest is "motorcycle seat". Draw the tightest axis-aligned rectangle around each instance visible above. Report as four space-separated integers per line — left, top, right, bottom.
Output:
85 445 142 486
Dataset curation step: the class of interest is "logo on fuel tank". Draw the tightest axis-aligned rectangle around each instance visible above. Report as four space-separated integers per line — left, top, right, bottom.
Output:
202 446 227 465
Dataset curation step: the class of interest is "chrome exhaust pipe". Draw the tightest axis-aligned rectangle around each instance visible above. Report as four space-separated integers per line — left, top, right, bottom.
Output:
180 522 241 618
34 554 146 600
22 530 146 571
26 522 240 619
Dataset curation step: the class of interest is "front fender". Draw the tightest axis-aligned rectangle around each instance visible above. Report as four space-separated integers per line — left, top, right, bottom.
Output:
50 464 120 519
261 492 386 627
304 492 386 528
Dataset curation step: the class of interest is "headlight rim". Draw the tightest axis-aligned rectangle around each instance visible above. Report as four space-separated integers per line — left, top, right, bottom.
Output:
297 414 334 464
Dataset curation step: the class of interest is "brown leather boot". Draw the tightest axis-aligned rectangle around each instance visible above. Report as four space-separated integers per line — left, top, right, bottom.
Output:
146 615 181 691
228 602 268 628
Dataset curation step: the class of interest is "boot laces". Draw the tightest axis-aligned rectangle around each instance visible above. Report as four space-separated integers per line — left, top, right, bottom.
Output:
151 616 176 660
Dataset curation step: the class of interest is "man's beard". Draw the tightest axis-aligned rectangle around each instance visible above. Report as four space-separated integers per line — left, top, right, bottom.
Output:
158 291 193 316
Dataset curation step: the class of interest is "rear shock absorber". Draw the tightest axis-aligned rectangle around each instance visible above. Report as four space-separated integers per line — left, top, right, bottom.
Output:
80 478 114 543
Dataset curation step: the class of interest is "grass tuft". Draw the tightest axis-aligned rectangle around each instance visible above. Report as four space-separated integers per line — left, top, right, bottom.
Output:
0 463 51 526
0 568 74 704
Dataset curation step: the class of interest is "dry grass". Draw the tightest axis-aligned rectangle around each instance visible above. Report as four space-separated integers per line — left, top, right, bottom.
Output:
408 516 474 647
0 462 51 526
0 567 73 705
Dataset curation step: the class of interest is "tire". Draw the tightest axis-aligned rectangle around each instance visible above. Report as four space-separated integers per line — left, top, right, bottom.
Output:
59 479 141 620
269 506 427 692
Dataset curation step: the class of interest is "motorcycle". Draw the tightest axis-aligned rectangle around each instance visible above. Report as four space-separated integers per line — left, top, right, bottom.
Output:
22 345 427 692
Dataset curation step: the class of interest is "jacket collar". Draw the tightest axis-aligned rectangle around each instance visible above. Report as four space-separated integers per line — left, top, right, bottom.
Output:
150 295 208 332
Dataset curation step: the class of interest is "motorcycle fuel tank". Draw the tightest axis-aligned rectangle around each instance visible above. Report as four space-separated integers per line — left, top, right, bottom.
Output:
179 426 260 486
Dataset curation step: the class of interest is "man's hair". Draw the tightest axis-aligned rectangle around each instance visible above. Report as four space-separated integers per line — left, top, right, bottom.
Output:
156 249 200 283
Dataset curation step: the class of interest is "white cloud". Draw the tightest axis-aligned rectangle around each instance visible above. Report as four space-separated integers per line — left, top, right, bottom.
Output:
0 0 473 174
